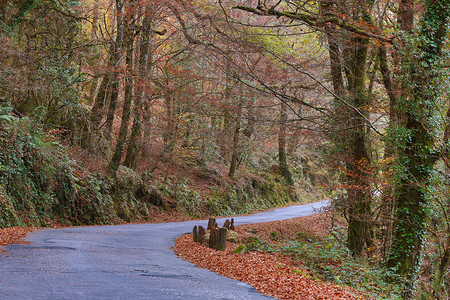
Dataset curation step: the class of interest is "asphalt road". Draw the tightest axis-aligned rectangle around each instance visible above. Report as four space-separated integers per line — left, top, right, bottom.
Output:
0 200 328 300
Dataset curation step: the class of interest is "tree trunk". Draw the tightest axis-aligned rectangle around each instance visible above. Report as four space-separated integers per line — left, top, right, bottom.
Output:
320 0 345 97
321 1 373 256
243 97 255 139
90 49 114 132
104 0 124 140
279 100 293 184
163 93 176 152
433 87 450 300
124 12 154 169
378 44 398 259
91 3 98 40
110 0 136 171
345 33 373 256
228 104 241 178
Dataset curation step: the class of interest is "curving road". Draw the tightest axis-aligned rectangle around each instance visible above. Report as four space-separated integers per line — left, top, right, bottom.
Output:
0 200 328 299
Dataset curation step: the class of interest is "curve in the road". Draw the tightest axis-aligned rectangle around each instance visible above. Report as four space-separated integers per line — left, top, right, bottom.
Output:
0 200 328 299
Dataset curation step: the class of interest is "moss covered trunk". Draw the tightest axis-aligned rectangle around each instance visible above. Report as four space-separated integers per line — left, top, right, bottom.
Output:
345 33 373 256
387 113 436 294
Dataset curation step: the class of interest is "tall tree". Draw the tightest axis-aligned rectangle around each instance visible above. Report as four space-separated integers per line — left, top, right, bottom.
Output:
386 1 450 296
235 0 376 256
110 0 137 171
124 8 156 169
90 0 124 142
279 100 293 184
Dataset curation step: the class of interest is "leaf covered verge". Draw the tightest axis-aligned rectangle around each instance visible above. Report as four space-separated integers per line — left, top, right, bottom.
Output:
174 213 403 299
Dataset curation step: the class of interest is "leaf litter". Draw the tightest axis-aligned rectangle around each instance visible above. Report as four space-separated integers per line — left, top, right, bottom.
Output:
0 227 36 252
174 213 369 300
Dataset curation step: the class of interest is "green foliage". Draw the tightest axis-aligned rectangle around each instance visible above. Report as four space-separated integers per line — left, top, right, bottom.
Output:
0 0 88 131
245 236 276 253
205 175 296 217
153 172 297 218
0 106 15 123
0 113 120 227
247 232 403 299
0 115 59 226
157 178 204 217
232 244 247 254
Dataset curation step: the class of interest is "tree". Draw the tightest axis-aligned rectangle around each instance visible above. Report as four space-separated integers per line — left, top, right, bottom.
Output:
0 0 87 130
386 1 450 296
110 0 137 171
124 8 157 168
235 0 377 256
90 0 124 143
234 1 449 294
279 99 293 184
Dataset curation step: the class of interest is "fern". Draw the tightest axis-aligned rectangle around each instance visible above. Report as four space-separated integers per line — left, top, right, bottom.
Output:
0 106 15 123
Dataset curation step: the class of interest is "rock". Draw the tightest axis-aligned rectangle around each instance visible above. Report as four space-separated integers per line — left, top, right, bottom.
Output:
116 166 142 191
201 230 210 246
201 229 240 245
232 244 247 254
136 186 174 208
226 230 240 243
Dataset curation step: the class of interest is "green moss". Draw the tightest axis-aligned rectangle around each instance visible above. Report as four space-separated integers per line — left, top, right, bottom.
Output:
232 244 247 254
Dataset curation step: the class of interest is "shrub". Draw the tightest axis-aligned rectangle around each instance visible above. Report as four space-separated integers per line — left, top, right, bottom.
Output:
0 109 115 226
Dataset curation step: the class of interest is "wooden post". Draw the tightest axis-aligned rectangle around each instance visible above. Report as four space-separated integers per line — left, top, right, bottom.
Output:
198 226 205 243
207 218 217 231
218 227 227 250
193 225 198 242
231 218 235 230
209 227 219 249
223 219 231 229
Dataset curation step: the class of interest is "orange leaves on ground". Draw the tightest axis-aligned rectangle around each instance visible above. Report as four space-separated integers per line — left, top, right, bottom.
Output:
236 213 335 242
174 214 366 300
0 227 36 252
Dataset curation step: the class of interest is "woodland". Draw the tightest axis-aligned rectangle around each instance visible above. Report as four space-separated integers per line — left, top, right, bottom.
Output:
0 0 449 299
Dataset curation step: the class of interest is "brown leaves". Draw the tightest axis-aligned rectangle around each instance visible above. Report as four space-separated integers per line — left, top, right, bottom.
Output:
174 213 366 300
0 226 36 252
236 213 336 242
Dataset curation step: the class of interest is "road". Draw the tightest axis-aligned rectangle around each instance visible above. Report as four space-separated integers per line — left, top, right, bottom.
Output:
0 200 328 299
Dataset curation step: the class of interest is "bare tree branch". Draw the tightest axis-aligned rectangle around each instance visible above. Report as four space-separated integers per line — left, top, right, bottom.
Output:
233 5 394 44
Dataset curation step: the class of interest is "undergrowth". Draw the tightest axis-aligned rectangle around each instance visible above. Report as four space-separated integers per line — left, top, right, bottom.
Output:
0 106 304 227
246 231 404 299
0 103 320 228
0 110 115 227
156 175 297 218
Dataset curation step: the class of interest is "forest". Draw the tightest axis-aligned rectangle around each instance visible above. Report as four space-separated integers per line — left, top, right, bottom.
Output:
0 0 449 299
